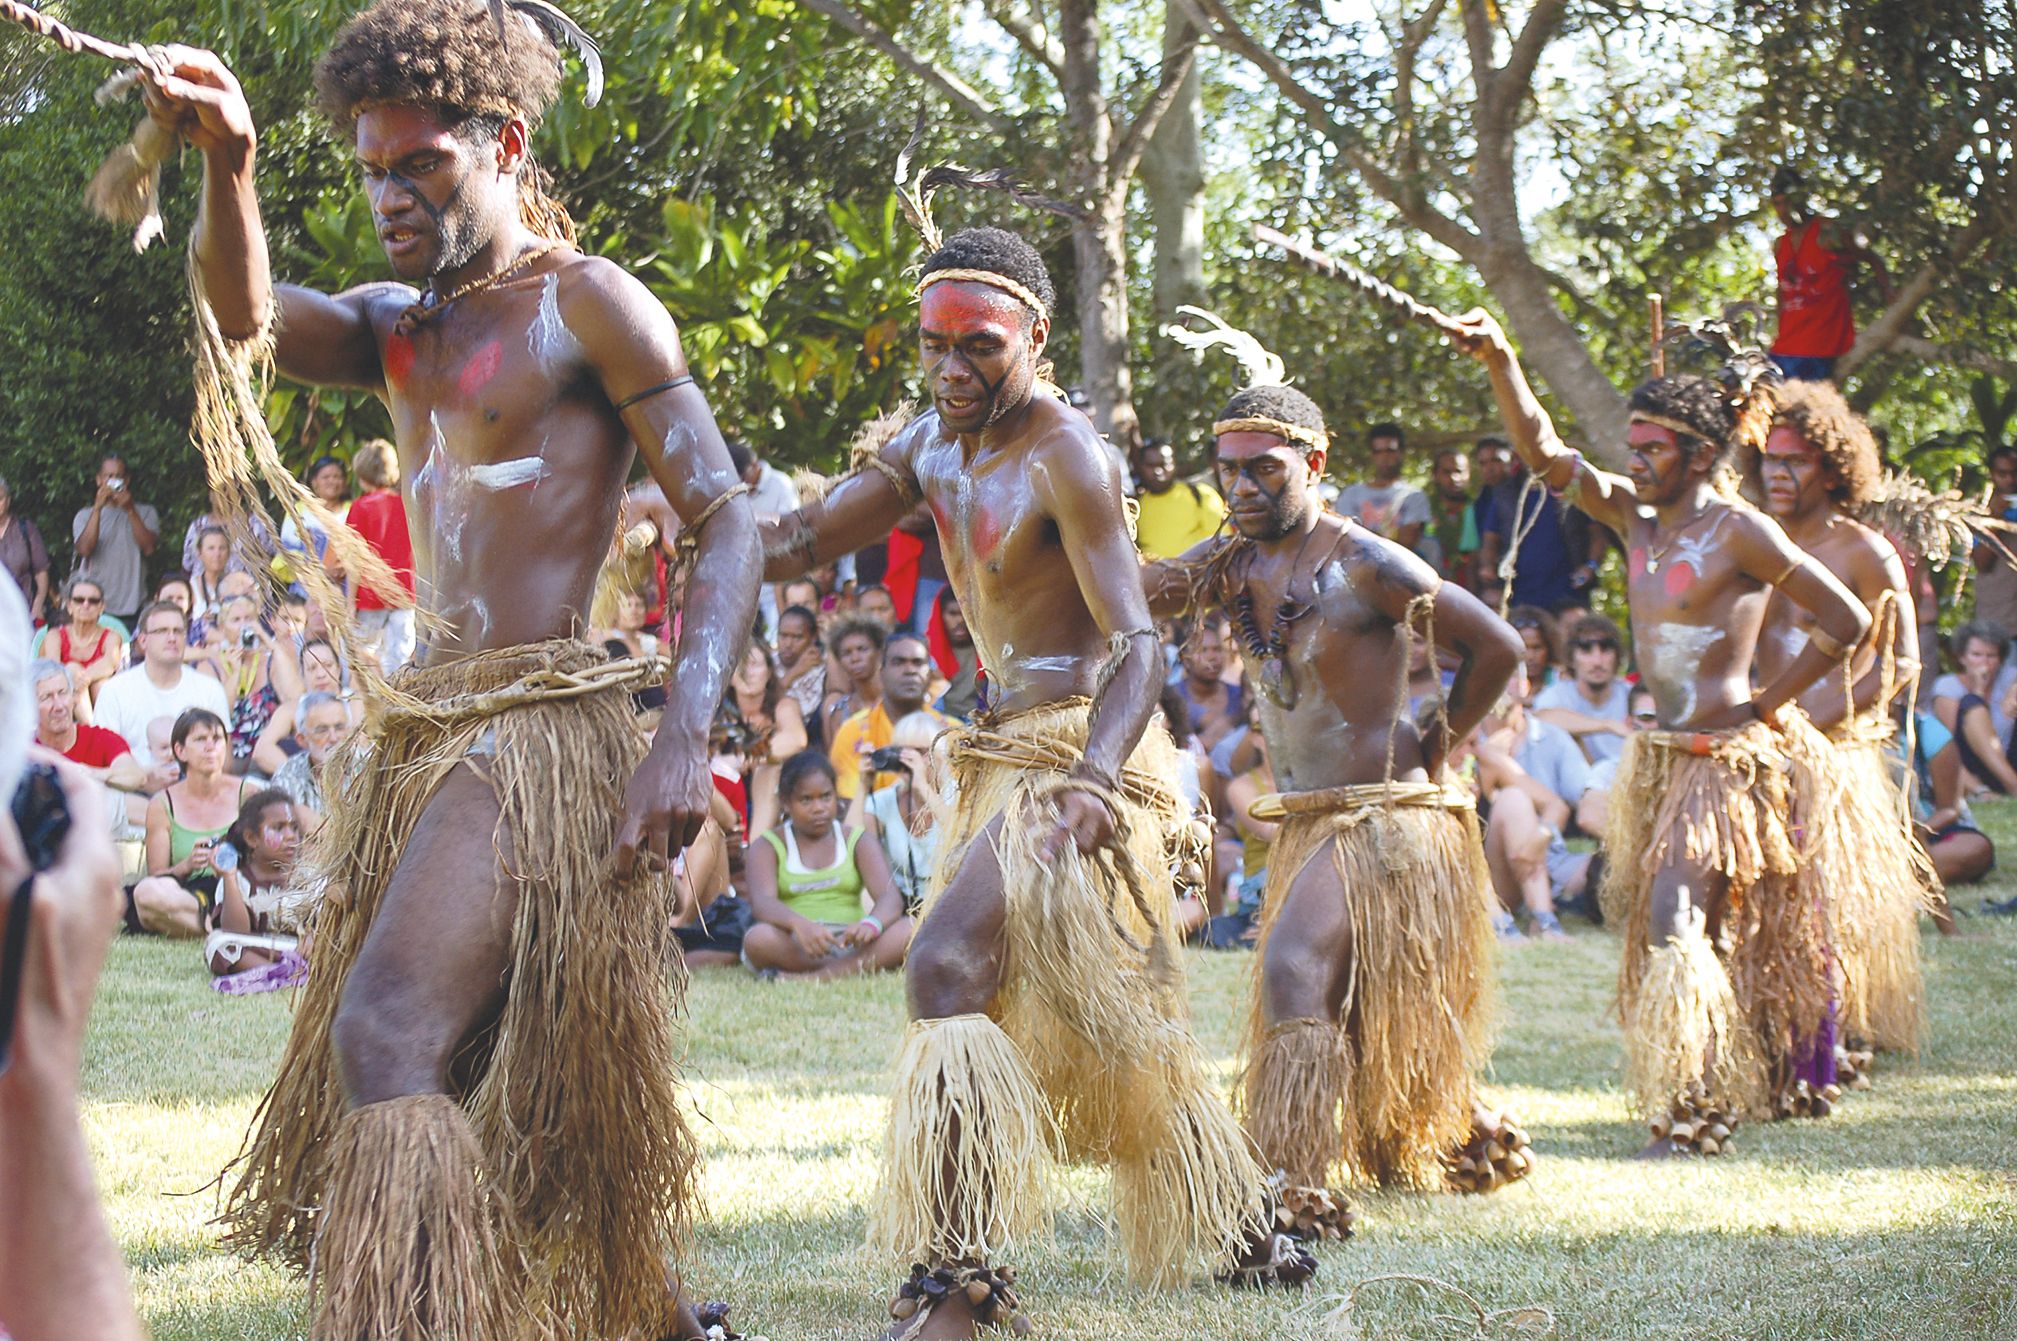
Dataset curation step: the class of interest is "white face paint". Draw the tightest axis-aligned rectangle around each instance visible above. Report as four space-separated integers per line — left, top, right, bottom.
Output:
1777 625 1810 664
1642 621 1727 724
527 273 582 371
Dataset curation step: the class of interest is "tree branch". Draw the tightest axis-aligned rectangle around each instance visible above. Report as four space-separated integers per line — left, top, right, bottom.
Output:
1179 0 1480 255
793 0 1009 132
982 0 1066 81
1110 35 1198 191
1494 0 1570 122
1839 212 2002 377
1886 335 2017 379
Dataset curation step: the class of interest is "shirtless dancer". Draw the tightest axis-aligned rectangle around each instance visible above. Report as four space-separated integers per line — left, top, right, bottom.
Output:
763 226 1265 1337
1141 372 1527 1201
141 5 758 1336
1441 309 1870 1154
1749 381 1938 1058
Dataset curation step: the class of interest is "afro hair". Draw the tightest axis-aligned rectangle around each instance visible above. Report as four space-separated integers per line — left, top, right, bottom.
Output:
1626 374 1747 464
1749 379 1881 505
315 0 563 137
920 226 1057 322
1219 384 1328 442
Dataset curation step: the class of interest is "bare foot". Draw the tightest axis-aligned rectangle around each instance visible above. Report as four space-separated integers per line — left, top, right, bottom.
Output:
880 1290 982 1340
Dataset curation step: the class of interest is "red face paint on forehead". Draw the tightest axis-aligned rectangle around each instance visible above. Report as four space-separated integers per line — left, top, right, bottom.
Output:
1764 424 1816 458
1626 419 1680 449
458 339 504 400
919 281 1028 342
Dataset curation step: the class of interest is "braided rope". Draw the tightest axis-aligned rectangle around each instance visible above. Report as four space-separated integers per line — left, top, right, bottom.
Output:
0 0 158 67
376 654 670 729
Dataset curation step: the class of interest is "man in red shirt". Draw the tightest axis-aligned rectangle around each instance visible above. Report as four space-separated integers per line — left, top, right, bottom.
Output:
1769 166 1893 383
344 439 417 672
30 659 176 825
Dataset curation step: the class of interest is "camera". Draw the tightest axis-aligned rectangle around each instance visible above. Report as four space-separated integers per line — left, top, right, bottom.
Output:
866 746 907 773
10 761 72 874
107 478 125 492
240 625 260 650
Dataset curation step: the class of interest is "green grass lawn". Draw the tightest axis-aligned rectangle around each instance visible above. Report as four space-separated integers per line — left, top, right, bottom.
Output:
89 806 2017 1341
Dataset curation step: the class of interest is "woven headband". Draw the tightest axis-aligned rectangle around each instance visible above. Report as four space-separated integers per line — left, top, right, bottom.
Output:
1213 416 1329 452
1630 411 1721 445
916 268 1049 323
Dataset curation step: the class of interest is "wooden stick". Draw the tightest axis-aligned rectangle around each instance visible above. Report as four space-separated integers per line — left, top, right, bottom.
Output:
1252 224 1457 328
0 0 156 67
1650 293 1665 378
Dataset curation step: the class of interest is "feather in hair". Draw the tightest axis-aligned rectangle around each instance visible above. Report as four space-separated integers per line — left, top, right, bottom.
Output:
1664 302 1781 452
1162 305 1287 388
505 0 603 107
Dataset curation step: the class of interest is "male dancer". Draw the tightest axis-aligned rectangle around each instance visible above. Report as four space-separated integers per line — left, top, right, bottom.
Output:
763 225 1264 1337
1142 372 1527 1201
1441 308 1870 1153
1749 380 1936 1057
140 3 758 1335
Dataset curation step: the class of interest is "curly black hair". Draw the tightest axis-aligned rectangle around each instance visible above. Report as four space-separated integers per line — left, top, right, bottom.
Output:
1627 374 1742 464
315 0 563 137
1219 384 1328 440
1752 379 1881 505
920 226 1057 323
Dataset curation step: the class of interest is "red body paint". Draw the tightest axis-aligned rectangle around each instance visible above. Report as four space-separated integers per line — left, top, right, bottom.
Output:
384 331 415 387
457 339 504 400
1663 563 1698 597
970 503 1004 560
1628 545 1648 579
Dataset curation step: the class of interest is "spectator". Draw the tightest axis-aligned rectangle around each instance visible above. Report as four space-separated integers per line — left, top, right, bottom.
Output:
36 578 125 717
129 708 257 938
30 660 174 827
1506 605 1559 699
735 439 802 521
268 690 356 832
70 454 159 622
595 588 668 715
1132 437 1228 559
1767 165 1892 383
1336 422 1430 553
1968 444 2017 637
1469 436 1515 602
886 501 949 635
1533 612 1631 767
152 573 194 622
1213 720 1277 948
1170 615 1244 750
741 751 913 980
179 508 271 578
1475 459 1603 612
251 636 358 777
830 631 951 801
774 604 828 749
345 439 417 674
729 640 810 835
855 583 898 630
191 593 304 771
929 588 982 720
856 710 948 915
1156 688 1213 940
206 787 305 978
1470 680 1597 942
1931 620 2017 795
90 602 230 772
0 474 50 624
1423 447 1476 585
279 453 351 586
821 615 887 747
671 816 748 967
1590 685 1661 791
189 525 234 631
1911 709 1994 900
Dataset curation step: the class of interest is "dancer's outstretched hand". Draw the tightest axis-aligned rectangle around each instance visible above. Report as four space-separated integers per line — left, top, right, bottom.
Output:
614 732 712 878
1434 307 1513 364
138 45 256 160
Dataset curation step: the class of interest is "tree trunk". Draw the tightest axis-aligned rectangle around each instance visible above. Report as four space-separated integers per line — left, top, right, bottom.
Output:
1474 249 1631 461
1055 0 1140 446
1141 1 1206 319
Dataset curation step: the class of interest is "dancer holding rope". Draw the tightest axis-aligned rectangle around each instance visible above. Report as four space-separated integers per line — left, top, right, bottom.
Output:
1439 307 1870 1155
1747 382 1940 1063
763 224 1269 1336
1143 313 1528 1211
135 3 760 1337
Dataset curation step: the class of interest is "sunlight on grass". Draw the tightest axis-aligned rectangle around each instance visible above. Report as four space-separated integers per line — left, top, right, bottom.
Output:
91 803 2017 1340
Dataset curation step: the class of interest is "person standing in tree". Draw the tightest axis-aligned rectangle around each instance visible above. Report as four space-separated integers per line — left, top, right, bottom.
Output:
763 225 1269 1336
137 4 759 1336
1441 306 1870 1155
1767 165 1893 383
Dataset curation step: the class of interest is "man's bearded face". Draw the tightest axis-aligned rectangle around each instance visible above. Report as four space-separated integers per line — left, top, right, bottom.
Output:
357 105 511 282
1759 425 1834 521
1215 433 1320 541
919 282 1048 434
1626 419 1708 507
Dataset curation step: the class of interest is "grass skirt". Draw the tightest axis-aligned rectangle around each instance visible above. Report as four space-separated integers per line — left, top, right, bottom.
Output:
219 642 698 1339
1603 717 1835 1118
1805 717 1938 1052
867 700 1262 1287
1239 784 1494 1190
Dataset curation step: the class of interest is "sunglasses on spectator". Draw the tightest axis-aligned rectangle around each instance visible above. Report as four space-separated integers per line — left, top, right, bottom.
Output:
71 594 103 605
1633 711 1659 724
1573 638 1616 652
